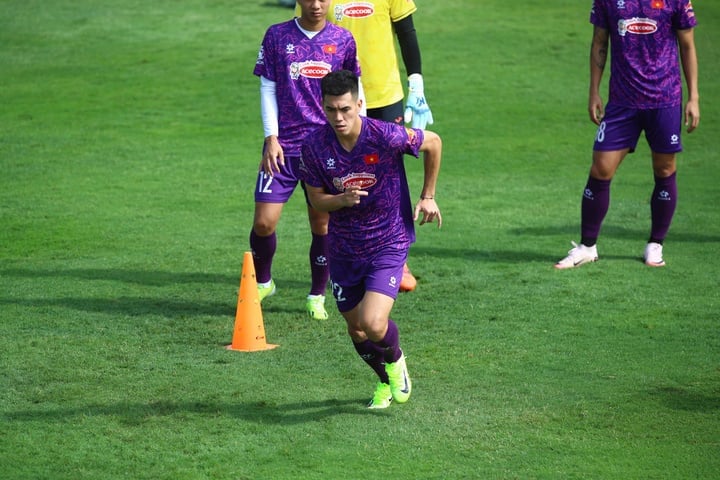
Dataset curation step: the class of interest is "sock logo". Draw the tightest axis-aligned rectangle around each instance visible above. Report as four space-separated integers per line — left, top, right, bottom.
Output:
584 188 594 200
658 190 671 201
315 255 328 266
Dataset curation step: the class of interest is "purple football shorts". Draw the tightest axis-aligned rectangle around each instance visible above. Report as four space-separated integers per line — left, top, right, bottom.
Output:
329 247 408 313
593 104 683 154
254 155 307 204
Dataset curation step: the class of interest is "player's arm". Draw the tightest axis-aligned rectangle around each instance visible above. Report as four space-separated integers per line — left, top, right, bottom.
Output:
305 184 368 212
260 75 284 175
588 25 608 125
414 130 442 227
394 15 433 129
677 27 700 133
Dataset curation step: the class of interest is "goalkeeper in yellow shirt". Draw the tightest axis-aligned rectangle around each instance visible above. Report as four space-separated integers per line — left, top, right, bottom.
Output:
294 0 434 292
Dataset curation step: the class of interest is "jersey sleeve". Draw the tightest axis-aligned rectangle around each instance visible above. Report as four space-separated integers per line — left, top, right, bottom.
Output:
253 28 276 80
299 144 321 188
673 0 697 30
589 0 609 29
343 35 362 78
403 126 424 158
389 0 417 22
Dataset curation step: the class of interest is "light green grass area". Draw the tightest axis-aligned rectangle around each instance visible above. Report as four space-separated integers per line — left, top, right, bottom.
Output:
1 1 718 478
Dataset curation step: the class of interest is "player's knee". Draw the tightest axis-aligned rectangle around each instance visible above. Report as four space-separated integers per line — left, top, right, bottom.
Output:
252 220 276 237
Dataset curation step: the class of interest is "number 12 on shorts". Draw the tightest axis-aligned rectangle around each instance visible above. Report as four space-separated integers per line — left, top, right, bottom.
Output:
257 171 273 194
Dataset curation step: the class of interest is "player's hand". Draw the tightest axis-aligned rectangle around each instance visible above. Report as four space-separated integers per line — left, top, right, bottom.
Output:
404 74 434 130
588 92 604 125
685 98 700 133
341 186 368 207
413 197 442 228
261 135 284 176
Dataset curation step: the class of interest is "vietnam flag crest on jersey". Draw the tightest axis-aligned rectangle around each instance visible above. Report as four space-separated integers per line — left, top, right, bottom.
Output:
651 0 664 8
364 153 379 165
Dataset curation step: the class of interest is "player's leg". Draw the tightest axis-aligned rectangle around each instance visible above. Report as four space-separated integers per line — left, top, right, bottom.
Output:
555 149 627 269
366 100 418 291
303 183 330 319
556 105 638 269
359 252 411 403
342 301 394 409
251 202 283 300
583 148 628 243
644 152 677 267
648 151 678 245
332 266 394 408
332 250 410 406
643 106 682 266
342 291 411 405
251 160 298 300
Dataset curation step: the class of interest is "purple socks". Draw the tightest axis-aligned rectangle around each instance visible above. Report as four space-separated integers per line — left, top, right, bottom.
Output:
249 230 276 284
309 233 330 296
649 172 677 244
580 176 611 247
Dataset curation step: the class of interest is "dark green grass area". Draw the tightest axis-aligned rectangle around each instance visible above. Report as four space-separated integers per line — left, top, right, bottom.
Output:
2 1 719 479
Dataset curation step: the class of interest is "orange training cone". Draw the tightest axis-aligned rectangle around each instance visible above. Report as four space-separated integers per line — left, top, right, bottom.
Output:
226 251 278 352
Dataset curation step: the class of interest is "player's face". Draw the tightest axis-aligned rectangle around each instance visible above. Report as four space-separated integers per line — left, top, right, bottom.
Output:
323 92 362 138
297 0 330 25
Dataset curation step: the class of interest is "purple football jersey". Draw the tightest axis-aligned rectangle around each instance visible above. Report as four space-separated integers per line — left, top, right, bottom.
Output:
299 117 425 260
254 20 361 156
590 0 696 109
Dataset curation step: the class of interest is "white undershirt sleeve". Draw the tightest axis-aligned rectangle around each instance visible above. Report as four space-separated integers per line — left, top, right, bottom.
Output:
260 76 279 138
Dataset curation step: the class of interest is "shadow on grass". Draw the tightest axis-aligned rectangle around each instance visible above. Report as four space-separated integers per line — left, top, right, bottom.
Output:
410 244 639 264
0 267 238 287
510 224 720 244
409 223 719 264
649 385 720 413
3 398 384 425
0 267 311 318
0 296 233 318
1 267 308 291
0 292 314 319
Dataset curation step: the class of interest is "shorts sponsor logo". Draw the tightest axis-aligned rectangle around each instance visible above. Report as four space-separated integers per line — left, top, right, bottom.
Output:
618 18 658 36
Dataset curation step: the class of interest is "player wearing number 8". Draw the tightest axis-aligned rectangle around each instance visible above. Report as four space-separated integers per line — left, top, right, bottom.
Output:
555 0 700 269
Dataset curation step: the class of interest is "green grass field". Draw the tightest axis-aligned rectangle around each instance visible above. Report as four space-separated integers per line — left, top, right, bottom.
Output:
2 1 718 478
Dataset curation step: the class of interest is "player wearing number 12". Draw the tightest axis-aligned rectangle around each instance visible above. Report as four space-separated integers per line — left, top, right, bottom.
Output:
250 0 361 320
555 0 700 269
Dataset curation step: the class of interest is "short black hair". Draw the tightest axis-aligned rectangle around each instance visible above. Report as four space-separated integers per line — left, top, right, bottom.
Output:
321 69 358 98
